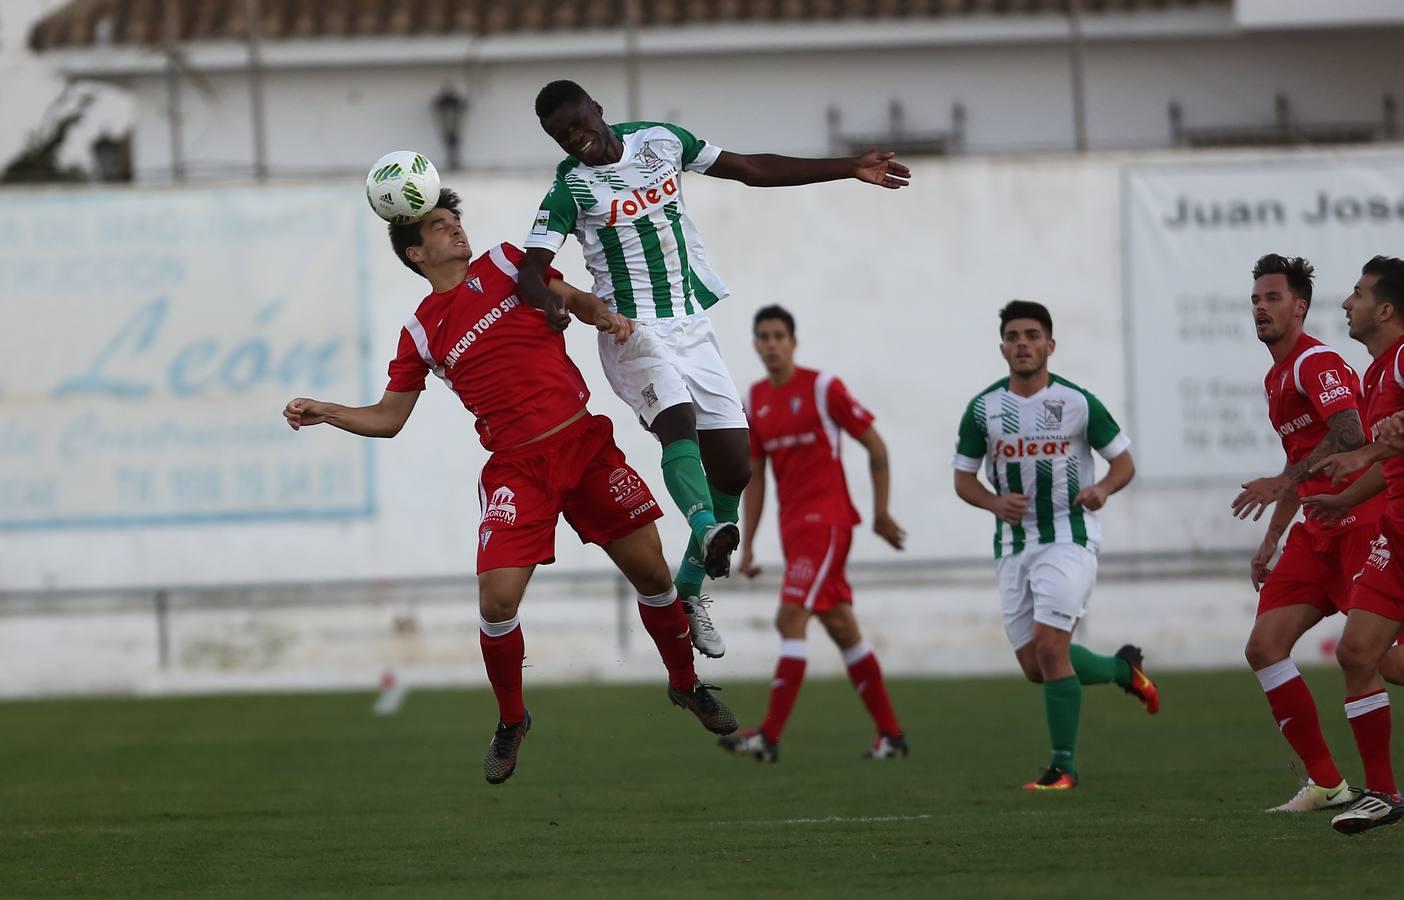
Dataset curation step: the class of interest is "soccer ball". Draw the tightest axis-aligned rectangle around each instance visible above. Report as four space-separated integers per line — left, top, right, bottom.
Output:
365 150 441 224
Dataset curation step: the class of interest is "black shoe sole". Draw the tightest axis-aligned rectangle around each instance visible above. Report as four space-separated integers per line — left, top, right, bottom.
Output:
1333 810 1404 835
702 524 740 579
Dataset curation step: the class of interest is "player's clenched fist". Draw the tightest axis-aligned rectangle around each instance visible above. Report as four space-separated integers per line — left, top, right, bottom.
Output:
989 493 1030 525
283 397 331 430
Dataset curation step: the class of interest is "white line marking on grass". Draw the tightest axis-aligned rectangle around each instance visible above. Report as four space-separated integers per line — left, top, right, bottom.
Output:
707 814 932 826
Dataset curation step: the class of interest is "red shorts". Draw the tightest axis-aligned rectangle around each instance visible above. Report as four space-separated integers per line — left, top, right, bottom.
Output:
1347 529 1404 623
779 522 853 612
475 414 662 573
1258 522 1377 617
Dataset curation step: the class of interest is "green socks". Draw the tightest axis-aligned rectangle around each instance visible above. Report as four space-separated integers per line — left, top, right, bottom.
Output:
1043 675 1082 776
660 440 717 544
676 486 740 600
1069 644 1132 688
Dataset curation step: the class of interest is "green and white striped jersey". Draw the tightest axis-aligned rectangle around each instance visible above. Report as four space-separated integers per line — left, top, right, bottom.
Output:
951 375 1131 559
523 121 729 320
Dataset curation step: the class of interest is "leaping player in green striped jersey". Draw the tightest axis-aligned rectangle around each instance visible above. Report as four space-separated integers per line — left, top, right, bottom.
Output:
951 300 1159 792
517 80 910 659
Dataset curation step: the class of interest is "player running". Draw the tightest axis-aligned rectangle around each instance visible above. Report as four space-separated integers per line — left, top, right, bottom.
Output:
952 301 1157 791
1299 256 1404 833
516 80 911 659
1232 253 1379 813
281 189 737 785
717 306 907 762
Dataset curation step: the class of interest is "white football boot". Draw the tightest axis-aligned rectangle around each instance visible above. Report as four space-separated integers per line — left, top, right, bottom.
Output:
681 594 725 659
1266 778 1356 813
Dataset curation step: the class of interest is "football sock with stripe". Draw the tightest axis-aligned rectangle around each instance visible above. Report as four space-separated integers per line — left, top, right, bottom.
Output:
1043 674 1082 776
660 440 716 544
1069 644 1132 688
760 639 807 743
1346 690 1397 796
675 486 740 599
637 589 698 693
479 616 526 726
844 640 902 736
1256 659 1344 788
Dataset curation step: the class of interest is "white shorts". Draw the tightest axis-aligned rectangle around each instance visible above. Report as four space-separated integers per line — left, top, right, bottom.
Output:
994 542 1099 650
598 314 748 431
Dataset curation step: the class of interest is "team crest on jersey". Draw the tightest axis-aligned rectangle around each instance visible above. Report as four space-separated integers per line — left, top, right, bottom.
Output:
1038 399 1065 429
464 276 483 293
638 142 666 172
484 486 518 525
790 396 803 415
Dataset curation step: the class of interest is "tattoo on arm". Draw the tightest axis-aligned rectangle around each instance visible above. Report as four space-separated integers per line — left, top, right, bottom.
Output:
1286 410 1365 484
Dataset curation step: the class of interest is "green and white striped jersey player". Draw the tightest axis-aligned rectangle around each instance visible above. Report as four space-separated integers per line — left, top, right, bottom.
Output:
518 80 911 660
953 376 1130 559
951 300 1155 792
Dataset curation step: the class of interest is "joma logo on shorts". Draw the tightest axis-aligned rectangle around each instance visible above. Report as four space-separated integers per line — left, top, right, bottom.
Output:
991 437 1071 459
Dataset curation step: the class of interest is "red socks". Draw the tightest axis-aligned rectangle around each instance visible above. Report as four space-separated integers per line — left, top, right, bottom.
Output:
844 640 902 737
479 616 526 726
760 640 808 743
1346 690 1397 796
637 589 698 692
1254 659 1344 787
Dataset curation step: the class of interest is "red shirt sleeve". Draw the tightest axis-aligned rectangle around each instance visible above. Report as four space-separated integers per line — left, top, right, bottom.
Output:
499 242 563 284
386 326 429 393
826 376 875 439
1296 350 1359 421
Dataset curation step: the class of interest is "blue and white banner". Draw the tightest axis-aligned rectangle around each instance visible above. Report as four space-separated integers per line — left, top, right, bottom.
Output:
0 186 375 527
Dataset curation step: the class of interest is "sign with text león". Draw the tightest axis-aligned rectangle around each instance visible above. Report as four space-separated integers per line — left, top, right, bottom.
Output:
1123 154 1404 484
0 186 374 527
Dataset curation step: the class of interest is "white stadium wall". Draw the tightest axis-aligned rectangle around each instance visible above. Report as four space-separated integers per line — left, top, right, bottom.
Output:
2 147 1402 694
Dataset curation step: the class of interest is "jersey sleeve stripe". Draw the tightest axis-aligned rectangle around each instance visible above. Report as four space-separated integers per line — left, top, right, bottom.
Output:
488 243 519 280
814 371 840 460
404 314 448 385
687 142 722 173
1096 432 1132 460
523 230 567 253
1292 345 1332 395
1394 345 1404 390
951 453 984 472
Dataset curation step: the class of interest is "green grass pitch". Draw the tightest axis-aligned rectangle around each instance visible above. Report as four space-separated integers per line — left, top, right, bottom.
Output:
2 668 1399 899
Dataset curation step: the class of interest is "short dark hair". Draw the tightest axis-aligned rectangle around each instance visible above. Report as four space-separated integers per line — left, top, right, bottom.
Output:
536 80 590 120
998 300 1052 338
388 188 461 275
1252 253 1315 307
1363 255 1404 318
753 304 795 337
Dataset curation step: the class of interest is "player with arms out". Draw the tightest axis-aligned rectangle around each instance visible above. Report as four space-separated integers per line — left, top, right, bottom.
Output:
281 189 737 785
952 301 1157 791
717 306 907 762
1232 254 1379 813
1299 256 1404 832
516 80 911 659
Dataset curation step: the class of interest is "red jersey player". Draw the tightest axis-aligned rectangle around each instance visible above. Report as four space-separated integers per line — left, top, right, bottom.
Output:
1232 254 1377 813
719 305 907 762
281 189 737 785
1301 256 1404 833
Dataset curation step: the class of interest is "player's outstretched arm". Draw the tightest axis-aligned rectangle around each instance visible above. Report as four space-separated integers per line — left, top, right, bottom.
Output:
954 469 1028 525
1073 449 1135 512
705 149 910 190
282 389 420 438
857 427 905 550
738 455 767 578
519 248 572 331
548 278 633 344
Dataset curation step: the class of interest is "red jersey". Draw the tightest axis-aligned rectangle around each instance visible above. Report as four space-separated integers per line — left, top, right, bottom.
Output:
1362 335 1404 533
1265 333 1380 534
385 243 587 453
748 368 875 529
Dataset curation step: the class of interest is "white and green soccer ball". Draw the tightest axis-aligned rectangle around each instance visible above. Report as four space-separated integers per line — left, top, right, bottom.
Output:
365 150 440 224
